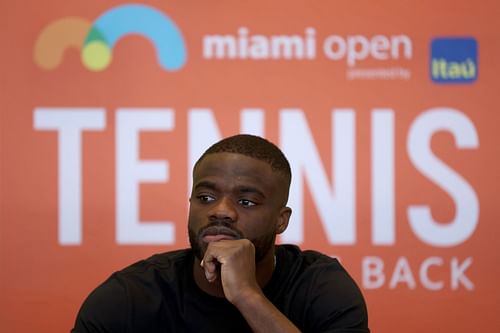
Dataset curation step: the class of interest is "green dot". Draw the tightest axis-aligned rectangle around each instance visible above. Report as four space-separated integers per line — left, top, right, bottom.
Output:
82 41 112 71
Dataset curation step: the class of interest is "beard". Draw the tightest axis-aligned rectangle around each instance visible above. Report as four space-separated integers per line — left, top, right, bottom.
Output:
188 221 276 263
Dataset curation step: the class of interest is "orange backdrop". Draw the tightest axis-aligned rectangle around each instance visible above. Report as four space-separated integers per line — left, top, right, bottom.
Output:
2 1 500 332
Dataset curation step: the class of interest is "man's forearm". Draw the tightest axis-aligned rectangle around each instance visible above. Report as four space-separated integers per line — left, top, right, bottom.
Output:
233 289 301 333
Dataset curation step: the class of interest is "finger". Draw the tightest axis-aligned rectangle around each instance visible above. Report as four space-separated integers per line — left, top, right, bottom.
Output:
204 261 218 282
201 255 219 283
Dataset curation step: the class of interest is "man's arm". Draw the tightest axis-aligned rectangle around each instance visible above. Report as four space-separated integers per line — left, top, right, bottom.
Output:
201 239 301 333
231 286 302 333
201 241 370 333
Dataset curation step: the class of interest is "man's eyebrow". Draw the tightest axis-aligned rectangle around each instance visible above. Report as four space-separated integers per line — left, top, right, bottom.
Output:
193 181 217 190
237 186 266 198
193 182 266 198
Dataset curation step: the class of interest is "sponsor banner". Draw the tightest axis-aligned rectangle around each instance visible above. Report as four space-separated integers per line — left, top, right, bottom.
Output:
1 1 500 332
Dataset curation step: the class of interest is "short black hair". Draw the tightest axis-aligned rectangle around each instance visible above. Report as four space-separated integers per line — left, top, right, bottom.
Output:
195 134 291 185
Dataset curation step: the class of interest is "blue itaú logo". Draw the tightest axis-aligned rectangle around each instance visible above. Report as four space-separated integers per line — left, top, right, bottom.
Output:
430 37 477 84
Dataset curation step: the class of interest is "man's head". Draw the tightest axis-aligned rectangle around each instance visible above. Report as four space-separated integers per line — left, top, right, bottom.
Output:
194 134 292 202
188 134 292 262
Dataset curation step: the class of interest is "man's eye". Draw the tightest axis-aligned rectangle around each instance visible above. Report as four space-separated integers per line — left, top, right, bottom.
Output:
239 199 256 207
198 195 215 203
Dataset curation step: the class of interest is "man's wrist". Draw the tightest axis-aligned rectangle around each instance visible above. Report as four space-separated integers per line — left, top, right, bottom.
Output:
227 283 264 307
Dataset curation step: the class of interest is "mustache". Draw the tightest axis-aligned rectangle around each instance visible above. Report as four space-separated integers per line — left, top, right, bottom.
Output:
198 220 244 239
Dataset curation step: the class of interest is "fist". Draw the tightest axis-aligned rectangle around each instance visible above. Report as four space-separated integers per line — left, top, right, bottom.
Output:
201 239 260 303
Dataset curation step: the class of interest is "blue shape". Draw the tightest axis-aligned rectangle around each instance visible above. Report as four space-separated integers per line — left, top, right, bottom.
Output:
430 37 478 84
90 4 187 71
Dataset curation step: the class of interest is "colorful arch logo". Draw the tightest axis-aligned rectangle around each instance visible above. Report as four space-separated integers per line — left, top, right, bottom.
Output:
34 4 187 72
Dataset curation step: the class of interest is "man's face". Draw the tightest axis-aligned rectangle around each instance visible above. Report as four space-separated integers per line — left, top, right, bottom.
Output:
188 152 290 262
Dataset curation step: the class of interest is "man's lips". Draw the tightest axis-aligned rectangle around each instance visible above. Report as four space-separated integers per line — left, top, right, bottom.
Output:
203 234 237 242
200 225 241 243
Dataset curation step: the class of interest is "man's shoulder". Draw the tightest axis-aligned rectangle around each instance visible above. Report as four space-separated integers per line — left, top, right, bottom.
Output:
73 250 193 332
274 244 356 294
272 244 347 292
274 245 369 332
115 248 193 281
277 244 341 268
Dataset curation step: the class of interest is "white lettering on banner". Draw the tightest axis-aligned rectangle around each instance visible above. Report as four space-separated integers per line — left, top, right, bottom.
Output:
322 34 412 66
33 107 479 249
187 108 264 192
420 256 444 290
451 257 474 290
389 257 417 289
203 27 316 60
346 67 411 80
240 108 265 136
33 108 106 245
407 108 479 247
372 110 395 245
201 30 413 80
280 109 356 244
362 256 385 289
116 109 175 244
188 109 221 193
362 256 474 290
202 29 412 67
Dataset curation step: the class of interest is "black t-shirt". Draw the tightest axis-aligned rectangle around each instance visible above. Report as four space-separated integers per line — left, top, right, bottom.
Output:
72 245 369 332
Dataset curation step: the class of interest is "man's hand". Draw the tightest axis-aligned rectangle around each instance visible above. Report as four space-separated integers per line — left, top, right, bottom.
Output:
200 240 301 333
200 239 260 304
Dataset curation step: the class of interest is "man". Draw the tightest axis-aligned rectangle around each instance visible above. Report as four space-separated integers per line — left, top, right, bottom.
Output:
72 134 369 332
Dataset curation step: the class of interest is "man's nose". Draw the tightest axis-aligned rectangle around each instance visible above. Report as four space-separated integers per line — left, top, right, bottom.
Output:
209 196 238 222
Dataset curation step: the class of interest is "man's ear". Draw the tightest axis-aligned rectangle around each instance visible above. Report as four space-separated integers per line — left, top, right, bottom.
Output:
275 207 292 234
